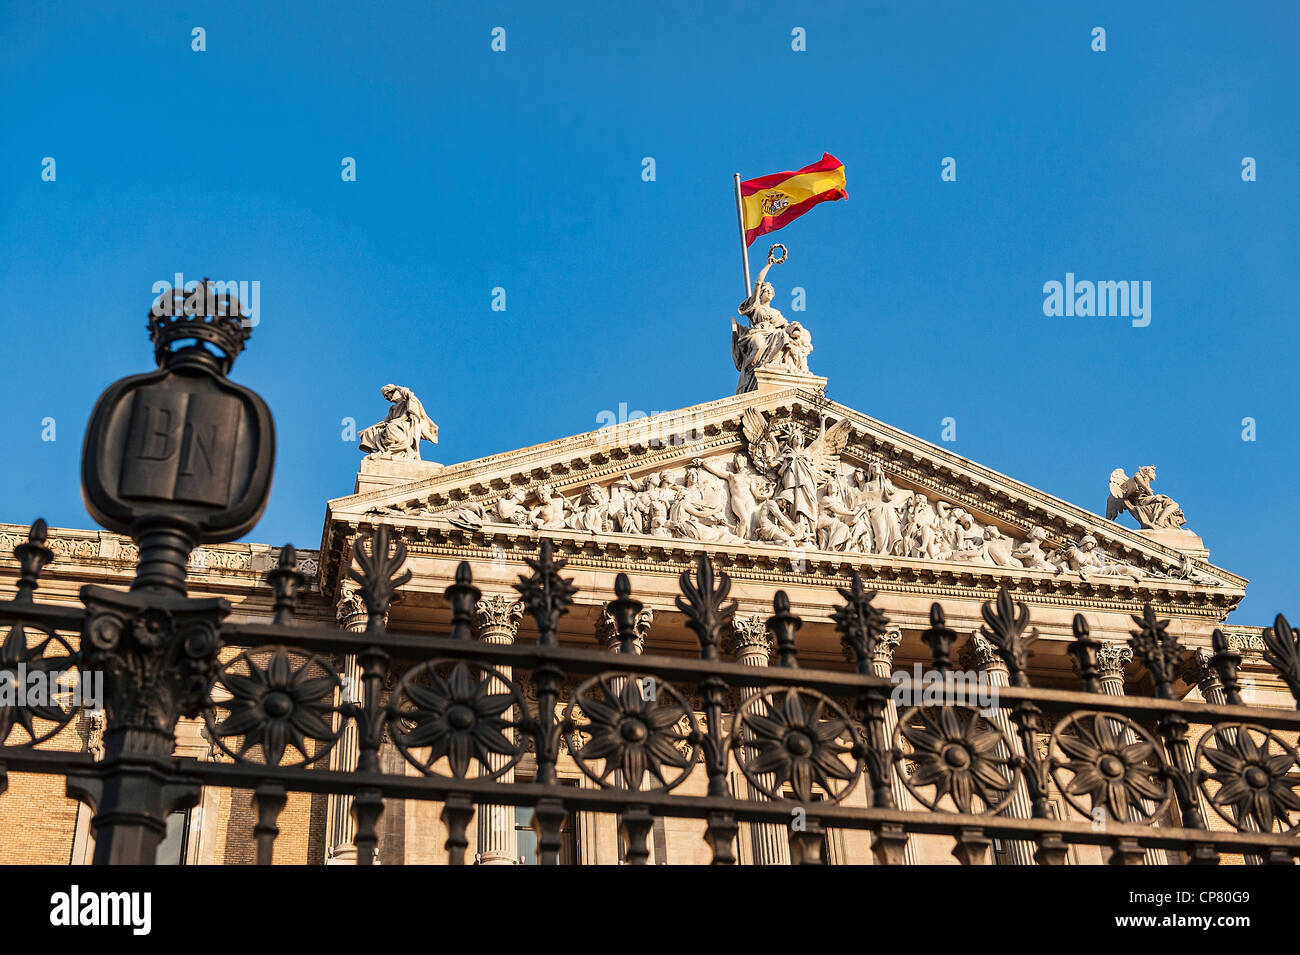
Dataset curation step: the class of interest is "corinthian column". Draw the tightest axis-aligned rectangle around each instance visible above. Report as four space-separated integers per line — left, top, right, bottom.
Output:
1078 643 1166 865
326 584 368 865
728 614 790 866
474 595 525 865
959 633 1035 865
870 627 917 865
1093 644 1133 697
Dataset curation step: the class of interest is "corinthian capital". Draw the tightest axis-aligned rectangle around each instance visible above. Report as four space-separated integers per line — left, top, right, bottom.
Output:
1180 647 1218 689
958 632 1004 672
724 614 774 665
1094 642 1133 678
473 595 524 644
595 603 654 654
336 582 368 631
873 627 903 669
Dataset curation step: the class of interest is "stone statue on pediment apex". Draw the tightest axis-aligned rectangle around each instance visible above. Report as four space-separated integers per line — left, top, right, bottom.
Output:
1106 466 1187 530
730 245 816 393
359 384 438 460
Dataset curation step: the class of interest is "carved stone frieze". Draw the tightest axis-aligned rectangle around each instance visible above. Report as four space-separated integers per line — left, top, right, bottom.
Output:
417 448 1174 584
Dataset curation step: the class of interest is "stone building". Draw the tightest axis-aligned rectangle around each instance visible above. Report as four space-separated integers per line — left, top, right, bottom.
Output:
0 291 1285 865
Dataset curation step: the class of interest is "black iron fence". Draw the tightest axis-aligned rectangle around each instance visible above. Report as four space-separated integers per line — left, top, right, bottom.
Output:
2 522 1299 865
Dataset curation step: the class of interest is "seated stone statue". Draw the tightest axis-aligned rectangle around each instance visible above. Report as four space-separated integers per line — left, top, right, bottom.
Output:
1106 466 1186 530
359 384 438 460
730 246 815 392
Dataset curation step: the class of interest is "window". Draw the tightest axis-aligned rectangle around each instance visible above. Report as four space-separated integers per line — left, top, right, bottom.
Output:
156 809 191 865
514 804 579 864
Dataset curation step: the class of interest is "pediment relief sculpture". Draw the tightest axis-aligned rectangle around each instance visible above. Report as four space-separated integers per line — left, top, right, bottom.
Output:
369 418 1189 584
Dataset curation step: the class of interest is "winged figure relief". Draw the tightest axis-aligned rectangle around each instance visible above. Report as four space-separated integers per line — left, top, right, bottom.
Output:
741 408 852 540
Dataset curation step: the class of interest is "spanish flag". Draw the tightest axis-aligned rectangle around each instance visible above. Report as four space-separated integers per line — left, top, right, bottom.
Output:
740 153 847 247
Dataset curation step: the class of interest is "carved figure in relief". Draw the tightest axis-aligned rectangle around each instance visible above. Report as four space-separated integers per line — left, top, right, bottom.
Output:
1054 535 1144 582
755 498 800 545
1012 525 1057 571
669 468 738 542
568 483 609 534
816 480 856 552
444 487 539 531
853 463 904 556
902 493 940 560
531 484 569 531
1106 466 1187 530
694 454 767 536
741 408 852 542
832 472 874 553
981 527 1022 568
359 384 438 460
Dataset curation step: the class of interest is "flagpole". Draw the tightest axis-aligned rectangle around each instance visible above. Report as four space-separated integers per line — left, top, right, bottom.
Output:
733 173 751 297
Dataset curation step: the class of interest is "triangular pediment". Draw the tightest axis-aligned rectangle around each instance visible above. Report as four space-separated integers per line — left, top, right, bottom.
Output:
320 386 1244 611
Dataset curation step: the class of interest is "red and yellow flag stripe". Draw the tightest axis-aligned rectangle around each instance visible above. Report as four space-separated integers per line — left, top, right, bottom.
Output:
740 153 847 246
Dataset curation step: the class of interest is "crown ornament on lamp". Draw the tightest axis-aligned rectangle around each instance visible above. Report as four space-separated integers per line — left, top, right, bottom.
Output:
146 279 254 373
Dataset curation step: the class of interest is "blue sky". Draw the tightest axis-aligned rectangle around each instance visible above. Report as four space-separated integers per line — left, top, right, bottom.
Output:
1 1 1296 623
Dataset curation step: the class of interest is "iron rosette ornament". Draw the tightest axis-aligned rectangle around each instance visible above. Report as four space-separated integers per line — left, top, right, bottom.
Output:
563 672 700 792
390 659 529 780
204 646 341 767
1048 711 1172 825
0 620 82 748
1196 723 1300 834
730 686 862 804
0 523 90 748
895 705 1018 814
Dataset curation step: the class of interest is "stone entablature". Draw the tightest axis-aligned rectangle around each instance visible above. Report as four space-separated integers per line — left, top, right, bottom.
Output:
0 522 320 583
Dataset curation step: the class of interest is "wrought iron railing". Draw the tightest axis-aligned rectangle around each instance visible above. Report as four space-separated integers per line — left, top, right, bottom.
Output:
1 521 1299 865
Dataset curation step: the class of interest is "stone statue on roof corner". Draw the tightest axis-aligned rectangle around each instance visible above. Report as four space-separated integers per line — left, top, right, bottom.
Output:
731 244 814 393
1105 466 1187 530
359 384 438 460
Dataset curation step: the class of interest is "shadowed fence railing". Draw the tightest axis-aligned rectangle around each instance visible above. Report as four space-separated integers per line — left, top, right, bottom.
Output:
2 522 1299 866
1 287 1298 865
